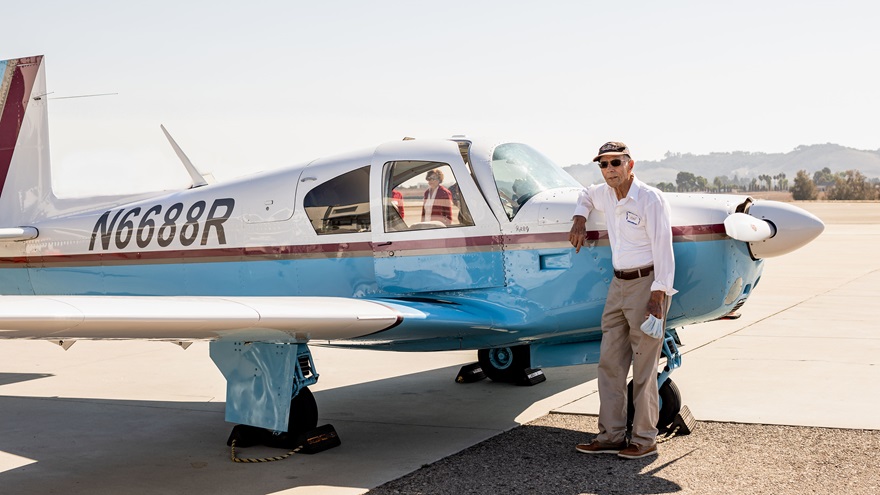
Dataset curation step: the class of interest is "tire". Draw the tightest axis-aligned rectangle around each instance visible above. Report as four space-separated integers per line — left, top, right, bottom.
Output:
288 387 319 435
627 377 682 434
477 346 530 383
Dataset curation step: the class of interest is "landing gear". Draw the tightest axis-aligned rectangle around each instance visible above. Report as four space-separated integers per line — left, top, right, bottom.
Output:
626 328 688 434
213 342 338 457
226 386 320 452
478 346 530 383
477 346 545 385
210 341 322 433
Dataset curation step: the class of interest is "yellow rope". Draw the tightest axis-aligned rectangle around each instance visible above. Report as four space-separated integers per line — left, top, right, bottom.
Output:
229 439 303 463
655 418 694 444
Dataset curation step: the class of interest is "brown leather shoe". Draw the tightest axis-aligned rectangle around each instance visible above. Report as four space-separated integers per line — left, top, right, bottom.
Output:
617 443 658 459
575 440 628 454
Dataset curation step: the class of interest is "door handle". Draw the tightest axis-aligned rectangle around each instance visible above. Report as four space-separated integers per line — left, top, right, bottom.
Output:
376 242 392 247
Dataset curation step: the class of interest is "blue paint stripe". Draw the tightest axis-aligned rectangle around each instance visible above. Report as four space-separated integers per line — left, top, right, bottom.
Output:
13 251 503 297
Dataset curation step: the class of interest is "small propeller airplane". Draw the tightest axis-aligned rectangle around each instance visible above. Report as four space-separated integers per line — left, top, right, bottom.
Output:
0 56 824 438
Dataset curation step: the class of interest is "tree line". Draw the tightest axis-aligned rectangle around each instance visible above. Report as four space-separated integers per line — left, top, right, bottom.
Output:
653 169 879 200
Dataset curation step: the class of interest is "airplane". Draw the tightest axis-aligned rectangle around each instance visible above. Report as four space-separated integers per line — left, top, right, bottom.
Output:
0 55 824 440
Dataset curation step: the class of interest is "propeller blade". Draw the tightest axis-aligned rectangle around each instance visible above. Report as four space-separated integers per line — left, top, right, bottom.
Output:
724 212 775 242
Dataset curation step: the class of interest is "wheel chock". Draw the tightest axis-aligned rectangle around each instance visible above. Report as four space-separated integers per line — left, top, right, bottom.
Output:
228 424 340 463
456 362 487 383
296 424 341 454
669 405 697 435
227 423 341 452
518 367 546 386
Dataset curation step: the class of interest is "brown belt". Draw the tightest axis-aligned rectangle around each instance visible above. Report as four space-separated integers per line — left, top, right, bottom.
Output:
613 265 654 280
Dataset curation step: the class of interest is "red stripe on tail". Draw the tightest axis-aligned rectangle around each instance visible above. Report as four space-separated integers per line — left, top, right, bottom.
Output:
0 56 42 197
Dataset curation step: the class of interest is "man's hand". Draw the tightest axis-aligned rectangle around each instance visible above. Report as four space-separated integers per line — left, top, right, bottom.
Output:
569 216 587 253
646 290 666 320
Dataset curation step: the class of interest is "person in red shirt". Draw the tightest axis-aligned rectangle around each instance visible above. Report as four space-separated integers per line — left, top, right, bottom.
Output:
422 169 453 225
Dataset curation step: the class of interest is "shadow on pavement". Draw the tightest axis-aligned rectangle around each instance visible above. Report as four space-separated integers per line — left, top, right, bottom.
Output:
0 362 596 495
0 373 53 386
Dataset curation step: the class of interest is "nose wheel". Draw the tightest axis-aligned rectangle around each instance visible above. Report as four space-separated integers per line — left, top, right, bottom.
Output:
627 376 682 433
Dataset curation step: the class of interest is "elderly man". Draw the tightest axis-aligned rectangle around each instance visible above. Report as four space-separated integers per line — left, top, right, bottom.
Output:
569 141 676 460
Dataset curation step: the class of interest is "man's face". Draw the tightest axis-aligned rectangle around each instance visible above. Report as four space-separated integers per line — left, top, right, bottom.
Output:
598 155 632 188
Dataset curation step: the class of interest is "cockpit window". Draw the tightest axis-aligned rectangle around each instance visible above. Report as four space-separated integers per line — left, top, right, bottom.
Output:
304 166 370 234
490 143 580 220
382 161 475 232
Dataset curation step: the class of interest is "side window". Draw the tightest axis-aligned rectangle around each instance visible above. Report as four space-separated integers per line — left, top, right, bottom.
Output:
304 166 370 234
382 161 475 232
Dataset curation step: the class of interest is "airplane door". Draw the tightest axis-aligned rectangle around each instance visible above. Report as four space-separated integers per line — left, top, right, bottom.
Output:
370 140 505 293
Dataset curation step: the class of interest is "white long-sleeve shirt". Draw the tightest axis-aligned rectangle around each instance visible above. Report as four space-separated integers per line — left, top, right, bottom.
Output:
573 176 677 296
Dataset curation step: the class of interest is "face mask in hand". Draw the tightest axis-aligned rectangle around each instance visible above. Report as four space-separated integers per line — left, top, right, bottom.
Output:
640 315 664 339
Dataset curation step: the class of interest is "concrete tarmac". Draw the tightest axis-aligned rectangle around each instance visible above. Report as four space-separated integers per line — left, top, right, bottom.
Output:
1 202 877 494
0 332 594 495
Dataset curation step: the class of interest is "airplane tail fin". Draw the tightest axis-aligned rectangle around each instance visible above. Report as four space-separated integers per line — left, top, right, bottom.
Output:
0 55 52 226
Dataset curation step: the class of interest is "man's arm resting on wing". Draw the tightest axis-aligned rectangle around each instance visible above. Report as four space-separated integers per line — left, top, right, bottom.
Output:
570 187 596 253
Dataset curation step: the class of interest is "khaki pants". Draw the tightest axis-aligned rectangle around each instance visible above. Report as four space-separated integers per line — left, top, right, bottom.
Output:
596 274 666 448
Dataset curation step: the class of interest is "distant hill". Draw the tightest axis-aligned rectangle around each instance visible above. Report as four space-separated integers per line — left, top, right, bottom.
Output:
564 144 880 186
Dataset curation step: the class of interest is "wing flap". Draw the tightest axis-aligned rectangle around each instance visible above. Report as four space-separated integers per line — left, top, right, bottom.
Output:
0 295 401 340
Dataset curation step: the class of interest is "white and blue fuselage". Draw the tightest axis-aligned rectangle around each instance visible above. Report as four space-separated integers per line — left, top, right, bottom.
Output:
2 136 776 353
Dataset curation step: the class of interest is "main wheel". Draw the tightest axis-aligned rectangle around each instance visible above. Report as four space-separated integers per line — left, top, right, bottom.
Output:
626 377 681 434
288 387 319 435
477 346 530 383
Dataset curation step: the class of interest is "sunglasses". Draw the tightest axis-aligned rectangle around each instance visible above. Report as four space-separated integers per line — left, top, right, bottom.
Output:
427 176 439 181
597 159 626 169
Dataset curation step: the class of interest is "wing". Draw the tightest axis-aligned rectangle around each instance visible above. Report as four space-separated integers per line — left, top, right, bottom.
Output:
0 295 402 341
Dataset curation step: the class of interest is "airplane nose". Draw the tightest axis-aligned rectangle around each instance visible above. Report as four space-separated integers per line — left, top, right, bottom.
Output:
742 201 825 258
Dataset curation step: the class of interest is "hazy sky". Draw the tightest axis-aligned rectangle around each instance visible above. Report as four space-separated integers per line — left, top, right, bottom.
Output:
4 1 879 195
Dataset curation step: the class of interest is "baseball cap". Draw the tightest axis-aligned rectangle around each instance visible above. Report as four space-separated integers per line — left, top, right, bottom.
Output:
593 141 630 162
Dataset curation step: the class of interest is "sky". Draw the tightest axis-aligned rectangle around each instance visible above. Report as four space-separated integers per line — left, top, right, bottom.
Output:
3 1 879 196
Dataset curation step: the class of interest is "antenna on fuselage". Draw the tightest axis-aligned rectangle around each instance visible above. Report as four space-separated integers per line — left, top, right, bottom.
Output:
160 125 212 188
32 92 119 101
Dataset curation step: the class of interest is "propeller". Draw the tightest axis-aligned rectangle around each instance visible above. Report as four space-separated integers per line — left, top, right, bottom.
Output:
723 212 775 242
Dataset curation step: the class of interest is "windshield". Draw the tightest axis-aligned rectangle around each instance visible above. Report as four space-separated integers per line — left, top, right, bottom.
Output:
490 143 580 219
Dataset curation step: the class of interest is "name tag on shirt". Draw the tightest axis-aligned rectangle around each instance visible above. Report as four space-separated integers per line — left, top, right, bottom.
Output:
626 211 641 225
